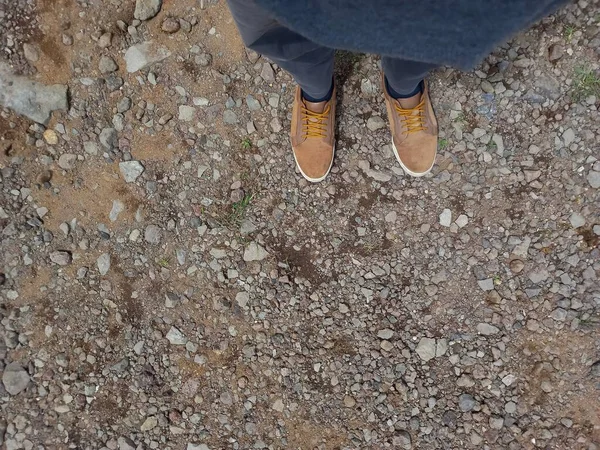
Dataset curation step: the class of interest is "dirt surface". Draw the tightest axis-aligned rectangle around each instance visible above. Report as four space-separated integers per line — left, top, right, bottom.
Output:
1 0 600 449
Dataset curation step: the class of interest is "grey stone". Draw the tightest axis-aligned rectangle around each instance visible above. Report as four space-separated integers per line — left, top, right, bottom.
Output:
99 55 118 74
124 42 171 73
236 292 249 308
118 437 136 450
84 141 99 155
134 0 162 20
246 94 261 111
2 362 30 395
187 445 210 450
109 200 125 222
260 63 275 82
459 394 476 412
415 337 436 362
23 43 39 62
392 430 412 450
455 214 468 228
528 267 549 284
477 323 500 335
569 212 585 228
477 278 494 291
97 253 111 275
144 224 162 244
99 127 117 149
117 97 131 113
377 329 394 339
366 116 386 131
58 153 77 170
587 171 600 189
119 161 145 183
0 62 68 125
439 208 452 227
533 73 561 101
548 43 564 61
50 251 72 266
243 242 268 261
562 128 575 147
223 110 238 124
179 105 195 121
166 326 187 345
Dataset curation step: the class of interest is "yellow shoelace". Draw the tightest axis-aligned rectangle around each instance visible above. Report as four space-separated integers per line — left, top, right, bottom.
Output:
301 104 330 138
395 98 426 134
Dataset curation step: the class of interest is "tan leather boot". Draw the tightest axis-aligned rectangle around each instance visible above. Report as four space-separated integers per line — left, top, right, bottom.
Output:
382 76 438 177
290 86 336 182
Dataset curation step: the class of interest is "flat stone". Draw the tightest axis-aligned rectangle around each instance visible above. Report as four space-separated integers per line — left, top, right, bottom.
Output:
439 208 452 227
366 116 386 131
118 437 136 450
99 127 117 149
2 362 30 395
477 278 494 291
272 399 284 412
179 105 195 121
455 214 468 228
44 129 59 145
109 200 125 222
58 153 77 170
119 161 145 183
140 416 158 431
562 128 575 147
144 224 162 244
50 251 72 266
0 62 68 125
477 322 500 335
223 110 238 124
124 41 171 73
161 17 180 33
236 292 249 308
97 253 111 275
243 242 268 262
84 141 99 155
99 55 118 74
187 445 210 450
260 63 275 82
134 0 162 20
246 94 261 111
547 43 564 61
459 393 476 412
377 329 394 340
23 43 39 62
528 267 549 284
415 337 436 362
569 212 585 228
392 430 412 450
166 326 187 345
587 171 600 189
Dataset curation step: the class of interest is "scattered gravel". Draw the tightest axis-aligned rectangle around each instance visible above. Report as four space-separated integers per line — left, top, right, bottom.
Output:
0 1 598 448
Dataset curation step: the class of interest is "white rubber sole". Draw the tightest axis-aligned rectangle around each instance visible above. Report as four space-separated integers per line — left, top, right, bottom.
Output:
392 140 435 178
293 144 335 183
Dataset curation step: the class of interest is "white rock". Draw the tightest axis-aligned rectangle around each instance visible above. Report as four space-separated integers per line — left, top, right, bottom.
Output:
569 212 585 228
243 242 269 262
439 209 452 227
109 200 125 222
97 253 111 275
179 105 195 121
134 0 162 20
415 337 436 362
124 41 171 73
477 322 500 335
119 161 145 183
166 326 187 345
2 362 30 395
366 116 386 131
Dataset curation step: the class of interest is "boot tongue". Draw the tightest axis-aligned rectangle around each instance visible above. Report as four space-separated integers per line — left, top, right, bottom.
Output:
304 99 327 114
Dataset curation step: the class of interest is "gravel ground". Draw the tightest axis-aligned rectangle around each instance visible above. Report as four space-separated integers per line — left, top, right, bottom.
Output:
1 0 600 449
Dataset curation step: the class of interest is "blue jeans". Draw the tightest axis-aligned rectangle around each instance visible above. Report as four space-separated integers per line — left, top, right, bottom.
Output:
227 0 439 99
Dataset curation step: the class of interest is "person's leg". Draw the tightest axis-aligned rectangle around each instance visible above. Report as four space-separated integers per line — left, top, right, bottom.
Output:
381 57 438 100
227 0 337 183
380 57 440 177
227 0 334 101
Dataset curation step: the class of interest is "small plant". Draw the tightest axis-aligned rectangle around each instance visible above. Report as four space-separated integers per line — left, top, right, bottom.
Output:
241 137 252 150
157 256 170 268
493 275 502 285
487 140 498 151
438 138 449 150
225 192 254 226
564 24 576 42
571 65 600 102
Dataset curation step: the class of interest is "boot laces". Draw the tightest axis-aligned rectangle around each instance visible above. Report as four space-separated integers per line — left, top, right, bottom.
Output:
395 98 426 134
301 104 330 138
